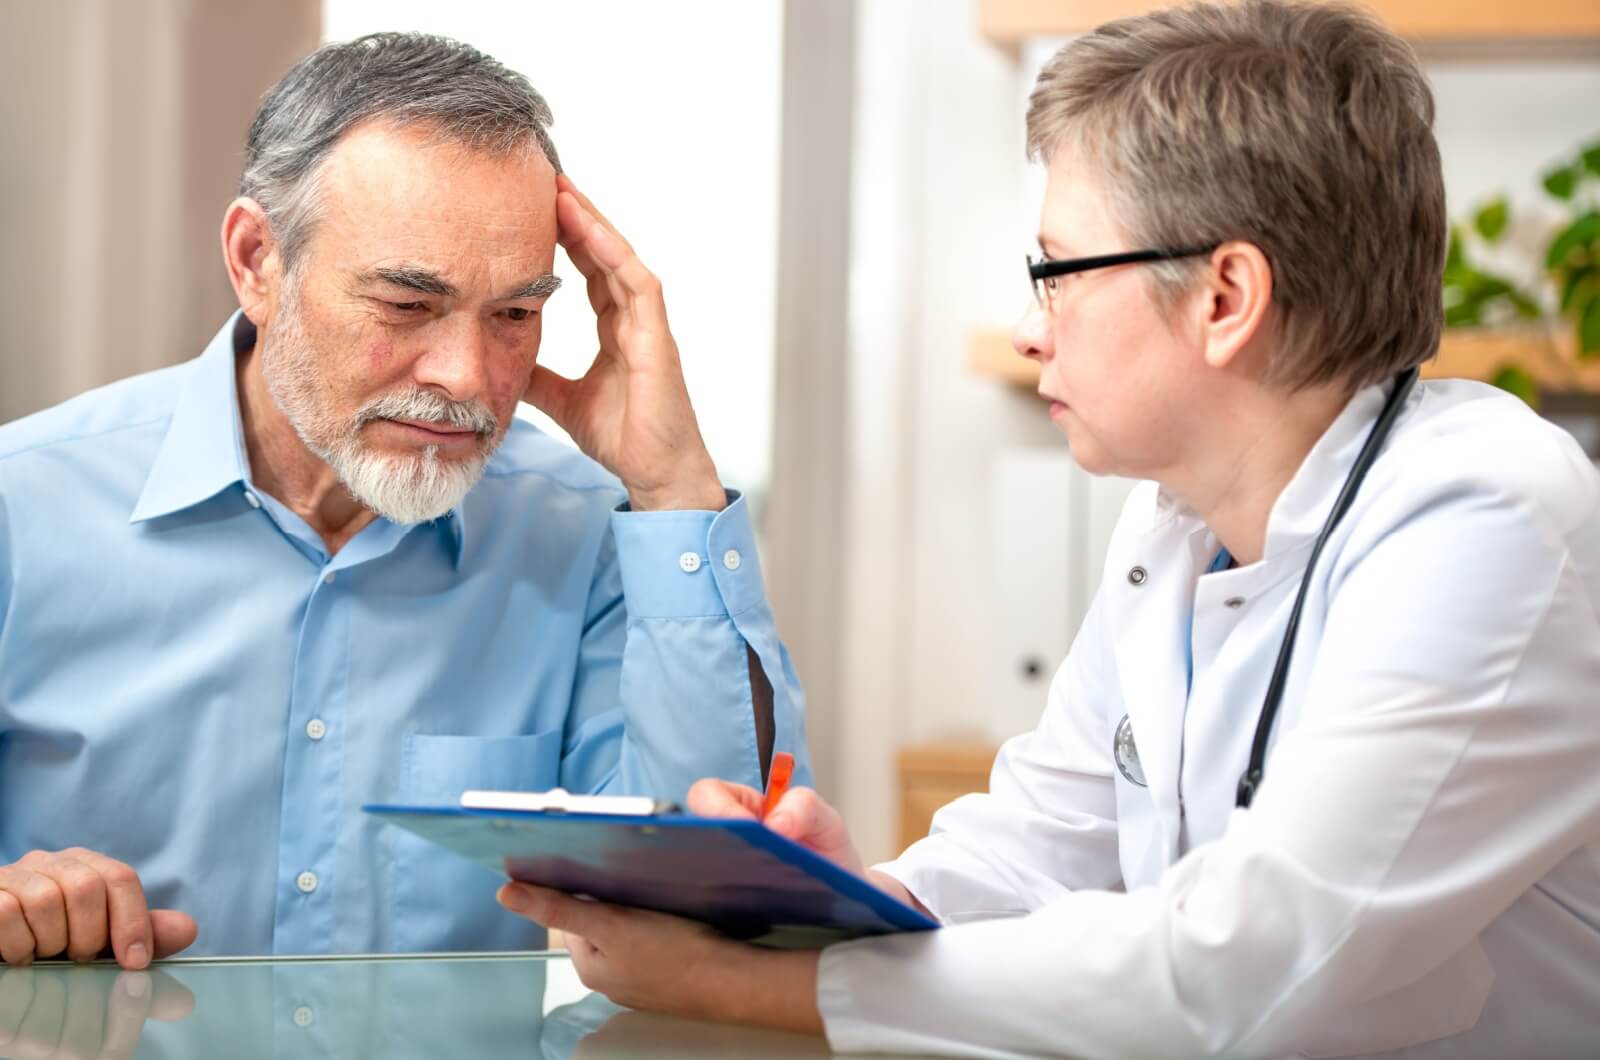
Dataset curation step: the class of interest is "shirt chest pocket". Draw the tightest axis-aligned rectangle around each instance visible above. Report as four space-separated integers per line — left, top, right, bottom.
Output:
390 730 564 953
401 730 564 804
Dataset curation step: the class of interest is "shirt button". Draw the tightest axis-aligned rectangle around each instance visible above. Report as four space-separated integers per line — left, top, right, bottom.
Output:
296 871 319 894
1127 566 1148 586
1224 596 1246 609
722 549 742 571
322 571 336 585
244 491 262 509
306 718 327 741
678 551 702 574
293 1006 315 1028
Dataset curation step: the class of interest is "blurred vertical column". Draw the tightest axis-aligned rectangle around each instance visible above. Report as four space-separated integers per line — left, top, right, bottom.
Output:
0 0 320 422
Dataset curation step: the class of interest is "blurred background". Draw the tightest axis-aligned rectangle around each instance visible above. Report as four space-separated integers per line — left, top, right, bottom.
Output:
2 0 1597 864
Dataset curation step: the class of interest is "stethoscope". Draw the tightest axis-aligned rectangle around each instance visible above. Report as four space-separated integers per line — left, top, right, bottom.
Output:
1233 366 1420 808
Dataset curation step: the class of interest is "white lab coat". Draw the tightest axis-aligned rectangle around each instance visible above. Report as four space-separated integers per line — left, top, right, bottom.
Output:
818 379 1600 1059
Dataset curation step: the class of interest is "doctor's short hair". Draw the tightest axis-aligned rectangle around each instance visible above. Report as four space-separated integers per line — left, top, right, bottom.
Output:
240 32 562 273
1025 0 1445 392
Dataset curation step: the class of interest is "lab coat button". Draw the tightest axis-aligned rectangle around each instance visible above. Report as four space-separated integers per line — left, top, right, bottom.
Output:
1127 566 1148 586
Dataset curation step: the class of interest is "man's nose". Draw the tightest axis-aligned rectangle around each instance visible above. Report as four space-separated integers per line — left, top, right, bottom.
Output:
1013 300 1052 363
411 315 490 402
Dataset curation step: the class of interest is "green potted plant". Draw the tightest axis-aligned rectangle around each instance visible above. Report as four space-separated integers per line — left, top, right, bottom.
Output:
1442 137 1600 406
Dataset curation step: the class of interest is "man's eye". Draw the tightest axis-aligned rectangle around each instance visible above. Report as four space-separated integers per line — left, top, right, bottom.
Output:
502 307 537 322
1044 276 1060 293
388 301 427 313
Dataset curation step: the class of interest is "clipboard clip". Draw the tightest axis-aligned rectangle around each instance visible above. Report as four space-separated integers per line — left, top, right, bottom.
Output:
460 788 677 816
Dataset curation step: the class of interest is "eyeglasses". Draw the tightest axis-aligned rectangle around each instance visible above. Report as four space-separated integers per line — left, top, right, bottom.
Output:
1027 244 1219 308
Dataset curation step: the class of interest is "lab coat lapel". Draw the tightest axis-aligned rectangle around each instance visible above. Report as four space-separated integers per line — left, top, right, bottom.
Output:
1104 506 1205 862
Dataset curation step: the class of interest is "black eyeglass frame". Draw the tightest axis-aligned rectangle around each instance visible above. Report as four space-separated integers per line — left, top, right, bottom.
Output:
1027 244 1220 306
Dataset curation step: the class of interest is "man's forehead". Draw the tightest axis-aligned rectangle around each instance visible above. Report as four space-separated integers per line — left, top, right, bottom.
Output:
318 121 558 224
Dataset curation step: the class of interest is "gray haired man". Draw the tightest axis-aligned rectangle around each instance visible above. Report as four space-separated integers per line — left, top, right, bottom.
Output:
0 33 809 964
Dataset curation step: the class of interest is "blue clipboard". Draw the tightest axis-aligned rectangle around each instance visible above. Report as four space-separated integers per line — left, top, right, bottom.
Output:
364 802 939 948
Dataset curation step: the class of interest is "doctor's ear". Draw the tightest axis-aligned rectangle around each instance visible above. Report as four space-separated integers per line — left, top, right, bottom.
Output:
220 197 282 329
1195 240 1273 371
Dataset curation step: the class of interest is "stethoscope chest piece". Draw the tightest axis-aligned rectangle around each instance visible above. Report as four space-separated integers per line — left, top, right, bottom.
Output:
1114 713 1148 787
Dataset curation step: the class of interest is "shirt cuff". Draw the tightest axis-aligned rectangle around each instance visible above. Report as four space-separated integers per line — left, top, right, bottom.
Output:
609 490 768 619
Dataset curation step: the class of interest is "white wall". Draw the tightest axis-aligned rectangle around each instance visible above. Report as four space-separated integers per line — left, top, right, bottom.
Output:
322 1 783 500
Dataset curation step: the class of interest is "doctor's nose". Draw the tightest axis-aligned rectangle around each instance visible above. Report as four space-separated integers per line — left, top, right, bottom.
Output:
1013 300 1053 364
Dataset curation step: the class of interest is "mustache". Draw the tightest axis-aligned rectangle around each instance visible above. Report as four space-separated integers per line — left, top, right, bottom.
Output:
354 388 499 437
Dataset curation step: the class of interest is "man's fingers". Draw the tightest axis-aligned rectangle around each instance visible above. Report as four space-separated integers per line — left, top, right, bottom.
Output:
144 970 197 1023
0 866 67 959
61 850 152 971
148 910 198 960
555 174 630 251
39 853 110 962
0 892 37 967
686 779 762 820
556 192 667 328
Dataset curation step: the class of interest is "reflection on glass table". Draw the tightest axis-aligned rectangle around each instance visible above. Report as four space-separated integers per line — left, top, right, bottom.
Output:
0 952 859 1059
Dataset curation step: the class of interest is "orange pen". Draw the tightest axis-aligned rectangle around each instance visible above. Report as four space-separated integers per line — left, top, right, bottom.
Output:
760 751 796 821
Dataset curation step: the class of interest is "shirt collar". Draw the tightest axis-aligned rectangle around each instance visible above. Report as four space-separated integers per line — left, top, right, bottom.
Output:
128 310 469 566
129 313 255 524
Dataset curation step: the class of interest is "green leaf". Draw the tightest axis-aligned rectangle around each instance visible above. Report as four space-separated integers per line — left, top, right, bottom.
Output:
1489 363 1540 407
1584 142 1600 177
1474 198 1510 242
1508 291 1542 319
1561 267 1597 314
1444 301 1481 327
1544 165 1579 201
1445 227 1465 271
1546 212 1600 271
1581 296 1600 359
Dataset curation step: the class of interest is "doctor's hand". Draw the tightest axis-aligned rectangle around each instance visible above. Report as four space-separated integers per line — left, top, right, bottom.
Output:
496 882 823 1035
687 780 866 878
523 175 726 513
0 849 198 968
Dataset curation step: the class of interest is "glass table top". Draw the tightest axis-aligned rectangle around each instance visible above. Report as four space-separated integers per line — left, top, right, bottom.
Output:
0 952 867 1059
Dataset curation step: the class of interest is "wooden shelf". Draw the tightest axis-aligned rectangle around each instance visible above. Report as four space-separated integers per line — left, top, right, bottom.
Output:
969 326 1600 392
980 0 1600 51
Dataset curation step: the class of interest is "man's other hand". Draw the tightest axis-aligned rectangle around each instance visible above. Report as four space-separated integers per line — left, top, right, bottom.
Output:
0 849 197 968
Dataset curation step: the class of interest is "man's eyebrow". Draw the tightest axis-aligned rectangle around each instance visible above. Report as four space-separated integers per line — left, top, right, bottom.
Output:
502 274 563 300
362 265 459 298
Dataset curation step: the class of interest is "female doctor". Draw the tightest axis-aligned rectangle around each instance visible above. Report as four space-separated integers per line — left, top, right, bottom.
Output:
498 2 1600 1056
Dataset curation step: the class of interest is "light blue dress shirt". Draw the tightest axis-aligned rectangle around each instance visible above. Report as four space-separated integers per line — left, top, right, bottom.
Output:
0 314 809 956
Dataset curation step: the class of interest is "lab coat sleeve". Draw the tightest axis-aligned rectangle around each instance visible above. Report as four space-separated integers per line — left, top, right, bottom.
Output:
554 492 811 804
819 478 1600 1059
876 590 1125 921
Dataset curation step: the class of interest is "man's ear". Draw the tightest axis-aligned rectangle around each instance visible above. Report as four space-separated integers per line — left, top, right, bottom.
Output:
220 198 280 328
1198 240 1273 371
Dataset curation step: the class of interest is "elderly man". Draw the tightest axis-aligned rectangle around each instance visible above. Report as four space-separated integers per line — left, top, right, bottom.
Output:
0 33 807 966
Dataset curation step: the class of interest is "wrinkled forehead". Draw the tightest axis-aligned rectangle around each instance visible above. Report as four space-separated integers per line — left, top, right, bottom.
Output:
305 120 559 280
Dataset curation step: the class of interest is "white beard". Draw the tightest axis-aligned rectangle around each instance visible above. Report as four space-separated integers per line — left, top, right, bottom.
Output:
260 284 502 525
